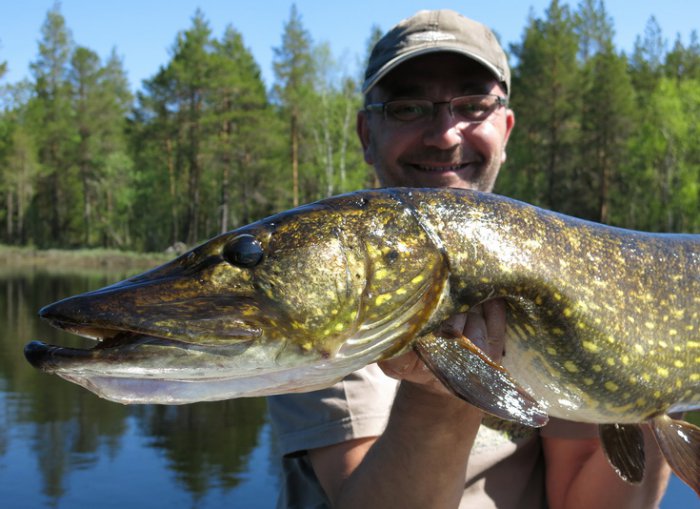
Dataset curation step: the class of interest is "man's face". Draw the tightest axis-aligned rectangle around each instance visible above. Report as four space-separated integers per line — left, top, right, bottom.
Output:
357 53 515 191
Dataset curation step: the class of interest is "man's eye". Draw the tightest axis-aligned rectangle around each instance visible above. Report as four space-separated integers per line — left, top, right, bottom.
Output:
388 102 429 120
452 97 496 120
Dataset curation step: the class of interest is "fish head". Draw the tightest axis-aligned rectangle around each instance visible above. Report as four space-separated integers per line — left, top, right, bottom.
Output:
25 202 373 404
25 191 451 404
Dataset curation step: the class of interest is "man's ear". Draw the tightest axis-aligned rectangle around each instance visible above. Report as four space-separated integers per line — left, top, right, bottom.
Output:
356 110 374 165
501 109 515 164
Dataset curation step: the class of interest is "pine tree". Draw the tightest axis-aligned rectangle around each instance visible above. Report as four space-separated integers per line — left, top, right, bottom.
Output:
273 4 315 207
29 4 78 246
505 0 580 211
209 25 274 231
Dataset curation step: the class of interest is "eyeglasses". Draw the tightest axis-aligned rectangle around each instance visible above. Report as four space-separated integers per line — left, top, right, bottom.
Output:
365 94 508 124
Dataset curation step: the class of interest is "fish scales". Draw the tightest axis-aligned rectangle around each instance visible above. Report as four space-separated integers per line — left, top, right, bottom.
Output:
402 189 699 422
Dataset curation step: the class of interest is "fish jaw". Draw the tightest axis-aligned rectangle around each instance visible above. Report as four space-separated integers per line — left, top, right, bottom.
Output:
23 334 364 404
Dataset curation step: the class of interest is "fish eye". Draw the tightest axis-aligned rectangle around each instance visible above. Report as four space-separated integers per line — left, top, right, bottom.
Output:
223 234 264 268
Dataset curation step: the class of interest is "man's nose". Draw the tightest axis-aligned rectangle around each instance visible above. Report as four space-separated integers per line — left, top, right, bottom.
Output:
421 104 466 149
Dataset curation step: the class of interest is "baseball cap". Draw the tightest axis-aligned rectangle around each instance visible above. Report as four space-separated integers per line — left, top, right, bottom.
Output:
362 10 510 95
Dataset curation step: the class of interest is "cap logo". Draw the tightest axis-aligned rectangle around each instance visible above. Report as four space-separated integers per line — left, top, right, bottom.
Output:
407 31 456 43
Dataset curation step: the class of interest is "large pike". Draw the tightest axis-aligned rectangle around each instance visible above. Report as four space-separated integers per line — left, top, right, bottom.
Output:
23 188 700 494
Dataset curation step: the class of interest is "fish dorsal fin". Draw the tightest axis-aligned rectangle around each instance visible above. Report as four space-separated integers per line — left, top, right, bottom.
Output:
414 332 548 427
599 423 646 484
651 414 700 496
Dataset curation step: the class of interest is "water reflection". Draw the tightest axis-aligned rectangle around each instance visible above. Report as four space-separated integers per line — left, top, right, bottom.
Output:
0 268 278 508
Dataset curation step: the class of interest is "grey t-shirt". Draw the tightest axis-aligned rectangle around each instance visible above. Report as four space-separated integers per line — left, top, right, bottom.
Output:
268 365 598 509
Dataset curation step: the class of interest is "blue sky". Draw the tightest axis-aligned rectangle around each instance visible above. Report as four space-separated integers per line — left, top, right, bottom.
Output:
1 0 698 93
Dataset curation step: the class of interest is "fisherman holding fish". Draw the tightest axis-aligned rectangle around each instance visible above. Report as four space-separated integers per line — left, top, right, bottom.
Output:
268 10 674 508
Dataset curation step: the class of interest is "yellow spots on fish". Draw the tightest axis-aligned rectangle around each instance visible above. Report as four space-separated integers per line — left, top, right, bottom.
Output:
641 373 652 382
375 293 392 306
688 341 700 349
576 321 587 330
674 360 685 368
621 355 630 366
375 268 389 280
657 367 670 378
480 277 491 284
522 323 537 337
654 390 662 399
331 308 339 315
606 335 616 344
395 287 407 296
606 401 634 414
644 321 655 330
475 259 485 267
563 307 573 318
690 374 699 382
605 381 619 392
366 244 381 258
634 344 645 355
670 308 685 320
458 304 470 313
535 295 543 306
546 346 558 356
592 365 603 373
658 340 668 348
582 341 599 353
564 361 579 373
334 322 345 332
636 398 647 407
551 327 565 336
627 316 636 324
411 274 424 285
583 377 594 386
606 358 616 366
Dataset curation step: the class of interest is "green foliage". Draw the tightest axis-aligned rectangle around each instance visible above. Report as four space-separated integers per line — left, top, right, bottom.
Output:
0 1 698 253
503 0 581 210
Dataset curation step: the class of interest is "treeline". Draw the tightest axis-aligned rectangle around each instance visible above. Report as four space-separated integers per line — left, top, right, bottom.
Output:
0 1 698 252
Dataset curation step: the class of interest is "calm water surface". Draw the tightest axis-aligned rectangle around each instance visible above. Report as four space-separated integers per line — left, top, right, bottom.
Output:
0 268 697 508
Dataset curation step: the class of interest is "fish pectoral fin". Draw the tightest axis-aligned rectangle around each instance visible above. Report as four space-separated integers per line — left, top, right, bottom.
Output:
599 423 646 484
650 414 700 496
414 332 548 428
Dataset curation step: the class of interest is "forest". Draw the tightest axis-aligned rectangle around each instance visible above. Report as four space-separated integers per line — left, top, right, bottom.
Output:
0 0 698 252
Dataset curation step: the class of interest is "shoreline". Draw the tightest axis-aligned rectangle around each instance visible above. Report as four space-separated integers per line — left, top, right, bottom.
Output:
0 244 172 272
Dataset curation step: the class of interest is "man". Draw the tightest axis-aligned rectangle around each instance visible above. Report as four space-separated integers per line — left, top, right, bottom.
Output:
269 10 672 508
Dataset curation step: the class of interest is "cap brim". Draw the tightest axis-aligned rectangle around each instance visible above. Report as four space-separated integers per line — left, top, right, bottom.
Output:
361 47 506 94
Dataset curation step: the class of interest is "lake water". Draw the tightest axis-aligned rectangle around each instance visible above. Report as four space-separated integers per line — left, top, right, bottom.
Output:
0 268 697 508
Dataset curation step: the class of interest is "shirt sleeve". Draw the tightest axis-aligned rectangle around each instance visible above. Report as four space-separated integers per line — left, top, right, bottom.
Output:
268 364 399 456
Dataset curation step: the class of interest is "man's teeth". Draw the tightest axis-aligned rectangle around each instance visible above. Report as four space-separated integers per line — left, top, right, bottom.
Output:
416 164 465 172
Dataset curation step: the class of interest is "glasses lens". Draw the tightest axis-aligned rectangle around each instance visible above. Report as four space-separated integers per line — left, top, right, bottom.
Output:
385 100 432 122
451 95 500 121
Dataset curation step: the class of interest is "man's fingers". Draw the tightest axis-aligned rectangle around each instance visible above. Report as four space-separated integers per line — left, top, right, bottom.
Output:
462 300 506 362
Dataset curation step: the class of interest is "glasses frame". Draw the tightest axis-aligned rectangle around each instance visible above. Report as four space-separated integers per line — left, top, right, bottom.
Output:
365 94 508 124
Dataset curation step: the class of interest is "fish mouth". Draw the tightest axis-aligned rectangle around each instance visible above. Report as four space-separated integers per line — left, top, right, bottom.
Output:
24 320 260 374
24 331 149 371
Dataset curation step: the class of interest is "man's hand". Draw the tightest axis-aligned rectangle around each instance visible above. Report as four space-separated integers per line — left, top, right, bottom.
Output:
378 299 507 396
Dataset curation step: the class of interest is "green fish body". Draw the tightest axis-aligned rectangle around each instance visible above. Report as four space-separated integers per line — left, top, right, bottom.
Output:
23 188 700 494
